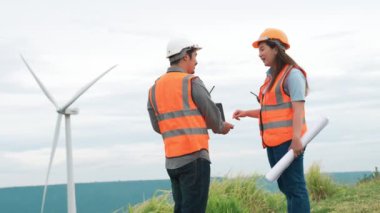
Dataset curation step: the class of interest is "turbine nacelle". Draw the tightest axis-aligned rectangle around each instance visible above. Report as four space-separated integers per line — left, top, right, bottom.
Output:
58 107 79 115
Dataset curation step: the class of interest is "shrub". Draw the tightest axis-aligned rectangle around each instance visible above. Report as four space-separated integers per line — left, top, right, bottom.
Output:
306 163 337 201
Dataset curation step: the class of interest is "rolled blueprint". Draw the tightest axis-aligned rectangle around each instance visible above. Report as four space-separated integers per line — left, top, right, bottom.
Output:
265 117 329 182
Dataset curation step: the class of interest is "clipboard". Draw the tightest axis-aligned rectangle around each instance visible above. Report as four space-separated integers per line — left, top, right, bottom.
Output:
216 103 225 121
209 86 225 122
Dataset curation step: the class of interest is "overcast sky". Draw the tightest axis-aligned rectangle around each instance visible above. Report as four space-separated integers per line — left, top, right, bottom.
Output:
1 0 379 188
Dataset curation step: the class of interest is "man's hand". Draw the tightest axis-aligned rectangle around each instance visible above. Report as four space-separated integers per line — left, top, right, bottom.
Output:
221 122 234 134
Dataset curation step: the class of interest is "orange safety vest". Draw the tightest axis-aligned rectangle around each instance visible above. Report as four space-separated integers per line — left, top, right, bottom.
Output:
258 64 307 147
149 71 209 158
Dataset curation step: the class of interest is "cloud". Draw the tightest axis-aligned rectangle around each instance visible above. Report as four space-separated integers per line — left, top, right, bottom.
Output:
312 30 357 40
1 0 380 188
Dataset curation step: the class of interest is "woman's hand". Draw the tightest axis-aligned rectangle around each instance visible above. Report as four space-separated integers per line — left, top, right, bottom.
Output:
289 137 303 157
290 102 305 158
233 109 260 120
232 110 246 120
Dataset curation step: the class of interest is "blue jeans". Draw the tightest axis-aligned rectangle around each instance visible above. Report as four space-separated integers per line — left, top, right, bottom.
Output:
267 141 310 213
167 158 210 213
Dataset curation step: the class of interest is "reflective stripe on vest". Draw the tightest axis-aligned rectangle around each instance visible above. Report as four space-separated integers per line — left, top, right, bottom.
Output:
259 65 307 147
261 102 292 111
262 118 306 131
149 71 209 158
162 128 208 139
157 109 202 121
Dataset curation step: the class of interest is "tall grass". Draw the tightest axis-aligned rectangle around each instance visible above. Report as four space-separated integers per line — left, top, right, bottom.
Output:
125 163 378 212
207 176 285 213
127 176 285 213
306 163 337 201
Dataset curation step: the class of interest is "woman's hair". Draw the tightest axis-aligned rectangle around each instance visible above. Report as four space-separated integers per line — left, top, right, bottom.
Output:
264 40 309 95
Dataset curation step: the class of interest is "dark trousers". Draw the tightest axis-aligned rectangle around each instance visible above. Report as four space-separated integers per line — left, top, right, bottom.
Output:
267 141 310 213
166 158 211 213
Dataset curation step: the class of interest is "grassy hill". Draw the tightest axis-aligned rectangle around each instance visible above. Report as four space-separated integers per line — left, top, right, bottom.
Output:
312 171 380 212
123 164 380 213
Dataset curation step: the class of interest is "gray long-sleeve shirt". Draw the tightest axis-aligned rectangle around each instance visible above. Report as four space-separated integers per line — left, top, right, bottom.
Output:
147 67 224 169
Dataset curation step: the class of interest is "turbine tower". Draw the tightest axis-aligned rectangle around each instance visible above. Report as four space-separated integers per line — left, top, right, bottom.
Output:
21 55 117 213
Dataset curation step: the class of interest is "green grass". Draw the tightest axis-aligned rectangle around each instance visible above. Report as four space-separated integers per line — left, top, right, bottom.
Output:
206 176 286 213
124 165 380 213
306 163 338 201
125 176 286 213
311 172 380 213
113 190 173 213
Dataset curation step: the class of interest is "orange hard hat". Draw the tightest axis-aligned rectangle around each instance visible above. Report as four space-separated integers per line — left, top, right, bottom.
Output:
252 28 290 49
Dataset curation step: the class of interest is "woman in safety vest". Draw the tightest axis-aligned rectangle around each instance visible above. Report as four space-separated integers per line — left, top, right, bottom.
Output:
233 28 310 212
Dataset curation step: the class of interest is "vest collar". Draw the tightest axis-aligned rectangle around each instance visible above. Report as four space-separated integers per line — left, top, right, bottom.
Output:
167 66 186 73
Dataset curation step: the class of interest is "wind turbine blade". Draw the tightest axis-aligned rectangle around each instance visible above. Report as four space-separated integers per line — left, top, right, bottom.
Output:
20 55 59 109
59 64 118 112
41 114 62 213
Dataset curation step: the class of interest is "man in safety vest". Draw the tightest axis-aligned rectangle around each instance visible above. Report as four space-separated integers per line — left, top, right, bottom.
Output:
147 38 234 213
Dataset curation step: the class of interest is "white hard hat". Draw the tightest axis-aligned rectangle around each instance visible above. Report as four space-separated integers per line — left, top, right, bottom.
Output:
166 38 202 58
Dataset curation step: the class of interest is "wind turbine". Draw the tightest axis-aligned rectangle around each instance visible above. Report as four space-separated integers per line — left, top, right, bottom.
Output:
21 55 117 213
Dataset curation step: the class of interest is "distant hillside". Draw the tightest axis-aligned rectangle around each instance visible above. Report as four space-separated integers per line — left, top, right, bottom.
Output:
0 171 372 213
328 171 371 185
0 180 171 213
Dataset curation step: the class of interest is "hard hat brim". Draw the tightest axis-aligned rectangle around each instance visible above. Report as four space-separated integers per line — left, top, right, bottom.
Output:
252 39 265 48
166 45 202 58
191 45 202 51
252 38 290 49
